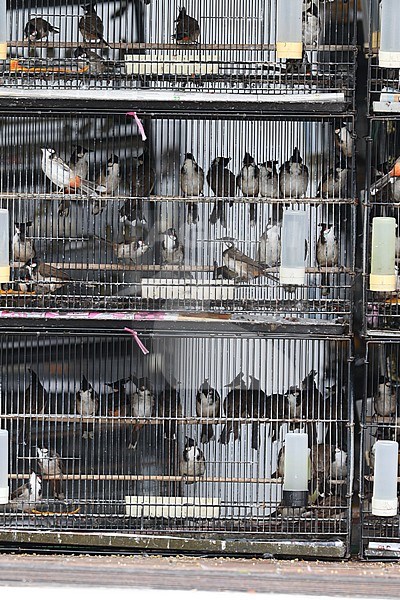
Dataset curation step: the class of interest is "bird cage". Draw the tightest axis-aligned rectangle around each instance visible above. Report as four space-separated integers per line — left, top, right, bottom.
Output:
366 0 400 116
363 117 400 333
0 111 355 325
360 339 400 560
0 0 356 107
0 326 353 557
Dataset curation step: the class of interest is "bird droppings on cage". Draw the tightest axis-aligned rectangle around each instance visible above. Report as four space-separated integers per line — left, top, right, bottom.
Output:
361 341 400 559
0 331 352 541
0 1 356 98
0 113 355 321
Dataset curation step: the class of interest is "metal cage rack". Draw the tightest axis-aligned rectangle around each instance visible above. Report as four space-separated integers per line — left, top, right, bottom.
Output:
363 117 400 333
0 0 356 106
0 326 353 558
1 111 356 323
360 339 400 560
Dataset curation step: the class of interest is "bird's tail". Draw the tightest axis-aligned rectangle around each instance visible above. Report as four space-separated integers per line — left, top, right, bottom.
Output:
200 424 214 444
79 178 99 196
250 203 257 226
92 198 107 216
251 421 260 451
58 199 70 217
321 271 330 296
51 26 60 34
129 425 143 450
187 202 199 224
209 201 226 227
370 172 391 196
219 424 231 444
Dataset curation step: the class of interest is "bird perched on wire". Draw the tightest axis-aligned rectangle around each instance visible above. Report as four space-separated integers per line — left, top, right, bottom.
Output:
316 223 339 296
257 219 281 267
247 375 269 451
41 148 97 196
303 0 321 47
24 367 49 415
259 160 279 199
74 45 105 75
207 157 236 228
173 7 200 44
317 162 349 199
23 259 71 295
36 447 65 500
129 377 155 450
79 3 110 47
222 239 278 283
370 157 400 201
196 379 221 444
219 372 248 444
10 472 42 512
104 377 132 417
180 153 204 224
161 228 184 266
374 376 399 418
76 375 99 439
279 147 309 199
180 436 206 480
12 221 36 264
335 125 353 159
92 154 120 215
58 146 90 217
94 234 150 263
120 150 156 227
237 152 260 226
158 384 183 441
24 18 59 42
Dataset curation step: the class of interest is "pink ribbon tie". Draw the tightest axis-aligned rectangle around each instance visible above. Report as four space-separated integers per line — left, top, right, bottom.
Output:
126 111 147 141
124 327 149 355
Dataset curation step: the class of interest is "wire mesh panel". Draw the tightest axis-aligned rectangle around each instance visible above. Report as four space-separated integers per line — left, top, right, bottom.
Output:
0 0 356 101
364 118 400 332
0 328 353 555
0 112 356 322
361 340 400 559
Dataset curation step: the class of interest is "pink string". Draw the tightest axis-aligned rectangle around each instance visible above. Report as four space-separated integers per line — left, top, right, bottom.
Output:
124 327 149 355
126 112 147 141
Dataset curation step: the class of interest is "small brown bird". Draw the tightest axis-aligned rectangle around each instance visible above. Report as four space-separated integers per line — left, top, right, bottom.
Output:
316 223 338 296
10 472 42 512
79 3 110 46
179 437 206 480
36 447 65 500
219 372 248 444
158 385 183 441
222 240 278 283
196 379 221 444
23 259 71 295
13 221 36 264
76 375 99 439
174 7 200 44
24 18 59 42
24 368 49 415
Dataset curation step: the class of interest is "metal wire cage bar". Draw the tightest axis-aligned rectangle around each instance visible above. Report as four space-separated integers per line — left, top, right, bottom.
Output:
0 328 353 556
0 0 357 103
0 112 356 323
360 339 400 559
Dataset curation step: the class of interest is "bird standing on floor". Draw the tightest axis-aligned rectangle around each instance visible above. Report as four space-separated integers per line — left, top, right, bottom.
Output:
120 151 156 226
41 148 96 196
303 0 321 47
93 154 120 215
23 259 71 295
180 153 204 224
279 147 309 199
259 161 279 199
317 163 349 199
173 7 200 44
207 157 236 228
10 472 42 512
158 385 183 441
58 145 90 217
24 18 59 42
257 219 281 267
335 126 353 159
13 221 36 263
316 223 339 296
236 152 260 226
219 372 248 444
180 436 206 480
79 3 110 46
129 378 155 450
36 447 65 500
196 379 221 444
222 240 278 283
161 228 184 266
374 376 398 417
76 375 99 439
